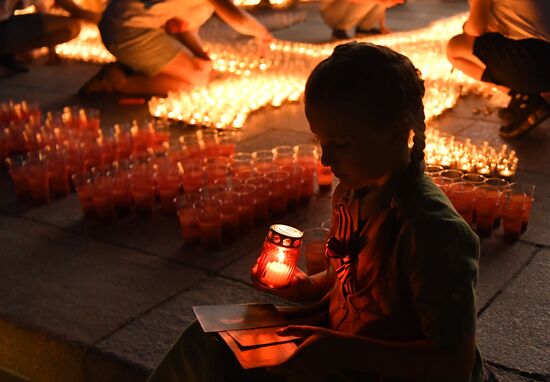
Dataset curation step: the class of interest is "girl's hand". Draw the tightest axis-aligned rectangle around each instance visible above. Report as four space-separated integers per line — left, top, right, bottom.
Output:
250 264 312 302
267 325 342 379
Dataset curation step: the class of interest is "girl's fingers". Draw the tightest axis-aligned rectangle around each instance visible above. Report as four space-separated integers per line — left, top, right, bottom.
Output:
276 325 319 337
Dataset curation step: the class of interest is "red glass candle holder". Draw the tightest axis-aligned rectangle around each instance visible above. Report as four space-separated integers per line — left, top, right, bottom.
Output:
194 198 223 250
500 190 525 240
277 164 303 209
254 224 303 289
273 145 295 166
316 162 333 193
182 159 206 193
213 191 240 242
440 169 464 183
230 183 257 233
485 178 510 228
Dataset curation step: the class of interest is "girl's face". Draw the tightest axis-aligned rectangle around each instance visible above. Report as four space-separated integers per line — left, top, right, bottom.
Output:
307 109 408 190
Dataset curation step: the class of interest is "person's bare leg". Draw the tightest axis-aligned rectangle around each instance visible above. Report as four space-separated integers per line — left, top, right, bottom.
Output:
446 33 509 93
0 14 80 53
112 52 211 95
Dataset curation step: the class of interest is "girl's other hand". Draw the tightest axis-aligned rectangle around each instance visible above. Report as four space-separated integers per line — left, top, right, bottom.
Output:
267 325 342 379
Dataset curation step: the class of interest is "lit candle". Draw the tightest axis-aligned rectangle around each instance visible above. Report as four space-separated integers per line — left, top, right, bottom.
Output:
262 261 292 288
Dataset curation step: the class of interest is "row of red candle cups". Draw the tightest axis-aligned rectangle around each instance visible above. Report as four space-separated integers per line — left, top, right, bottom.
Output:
426 168 534 240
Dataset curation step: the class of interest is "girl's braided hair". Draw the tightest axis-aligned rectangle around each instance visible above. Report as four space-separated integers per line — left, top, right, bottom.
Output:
305 42 426 185
305 42 426 303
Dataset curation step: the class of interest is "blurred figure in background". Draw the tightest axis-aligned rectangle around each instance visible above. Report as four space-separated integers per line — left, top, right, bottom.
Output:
79 0 272 95
447 0 550 138
320 0 404 40
0 0 100 73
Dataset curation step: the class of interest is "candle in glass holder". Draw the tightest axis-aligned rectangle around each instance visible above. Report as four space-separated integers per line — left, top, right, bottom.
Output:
448 182 476 225
254 224 303 289
473 185 499 237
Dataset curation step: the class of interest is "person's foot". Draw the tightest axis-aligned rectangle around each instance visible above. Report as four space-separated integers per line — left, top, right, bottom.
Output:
0 53 29 73
498 90 522 121
499 93 550 138
78 63 126 95
331 29 350 40
355 27 381 36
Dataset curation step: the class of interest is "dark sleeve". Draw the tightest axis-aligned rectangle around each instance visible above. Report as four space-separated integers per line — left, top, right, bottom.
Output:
401 219 480 349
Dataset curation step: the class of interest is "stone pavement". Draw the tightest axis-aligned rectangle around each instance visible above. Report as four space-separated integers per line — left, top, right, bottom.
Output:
0 1 549 381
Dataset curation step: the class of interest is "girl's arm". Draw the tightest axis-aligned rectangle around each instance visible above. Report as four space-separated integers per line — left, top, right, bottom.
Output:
463 0 491 36
56 0 101 23
206 0 272 40
277 326 476 382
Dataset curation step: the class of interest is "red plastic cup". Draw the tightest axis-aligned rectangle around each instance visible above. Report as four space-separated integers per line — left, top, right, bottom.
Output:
448 182 476 225
273 145 294 166
131 162 156 216
113 160 133 213
92 174 116 220
252 149 275 175
213 191 240 242
23 152 49 204
72 171 95 218
510 182 535 233
500 190 525 240
277 164 303 209
156 158 182 213
264 171 290 218
440 169 464 182
231 183 257 233
217 131 236 157
44 150 70 198
462 173 486 186
182 159 206 193
424 164 444 177
485 178 510 228
245 176 272 224
473 185 499 237
194 198 223 250
175 193 202 247
432 176 455 195
5 155 30 198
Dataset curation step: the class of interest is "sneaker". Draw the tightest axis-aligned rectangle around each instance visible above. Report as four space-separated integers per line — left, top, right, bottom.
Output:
499 93 550 138
355 27 381 36
331 29 350 40
0 53 29 73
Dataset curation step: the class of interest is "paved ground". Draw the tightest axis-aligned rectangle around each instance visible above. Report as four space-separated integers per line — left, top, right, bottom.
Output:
1 1 549 382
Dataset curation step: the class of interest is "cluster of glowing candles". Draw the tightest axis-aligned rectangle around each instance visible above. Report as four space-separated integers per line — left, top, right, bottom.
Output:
426 167 534 240
1 101 172 205
18 9 517 179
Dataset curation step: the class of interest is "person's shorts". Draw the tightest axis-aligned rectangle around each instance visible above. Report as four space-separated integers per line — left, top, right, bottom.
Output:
473 32 550 93
98 21 190 77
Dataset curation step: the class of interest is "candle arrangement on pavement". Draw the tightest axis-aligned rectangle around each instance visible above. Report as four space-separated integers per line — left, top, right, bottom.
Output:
427 169 534 240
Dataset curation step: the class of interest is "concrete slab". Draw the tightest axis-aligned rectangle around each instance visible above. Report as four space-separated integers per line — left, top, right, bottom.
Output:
477 239 538 312
0 213 205 380
86 277 290 382
492 368 540 382
477 249 550 377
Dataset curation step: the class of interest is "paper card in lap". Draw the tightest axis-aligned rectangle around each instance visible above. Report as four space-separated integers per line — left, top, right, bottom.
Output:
219 331 298 369
227 326 300 348
193 303 287 333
